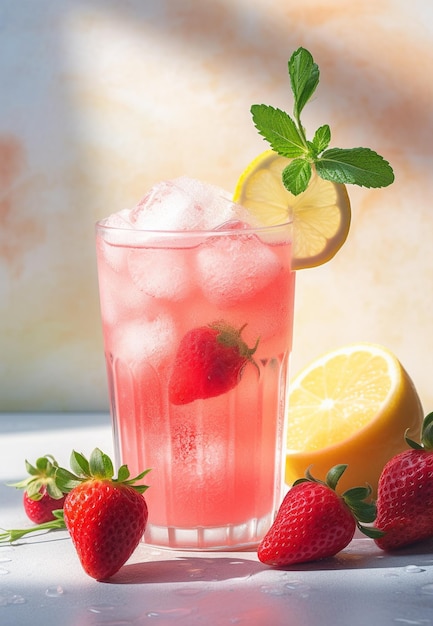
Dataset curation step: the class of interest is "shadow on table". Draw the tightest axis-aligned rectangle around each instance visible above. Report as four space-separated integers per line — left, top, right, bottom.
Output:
110 538 433 584
272 538 433 573
110 555 267 584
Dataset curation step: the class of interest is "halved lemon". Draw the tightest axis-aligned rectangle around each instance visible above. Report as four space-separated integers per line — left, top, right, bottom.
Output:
233 150 351 270
285 343 424 496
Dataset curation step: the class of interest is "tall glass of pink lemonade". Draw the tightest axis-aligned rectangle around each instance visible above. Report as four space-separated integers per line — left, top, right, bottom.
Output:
95 177 294 549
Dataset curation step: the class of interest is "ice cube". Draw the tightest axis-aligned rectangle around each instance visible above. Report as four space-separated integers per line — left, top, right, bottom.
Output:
129 177 252 232
111 312 178 366
98 264 156 327
127 247 193 300
175 177 255 230
103 208 134 229
130 180 198 230
195 234 282 307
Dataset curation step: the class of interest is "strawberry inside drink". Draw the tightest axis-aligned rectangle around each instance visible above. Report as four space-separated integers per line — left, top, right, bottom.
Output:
95 177 294 549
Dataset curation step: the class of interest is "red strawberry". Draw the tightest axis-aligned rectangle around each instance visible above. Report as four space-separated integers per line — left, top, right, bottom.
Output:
22 490 65 525
258 465 381 566
11 455 66 524
374 412 433 551
168 321 259 405
56 448 150 581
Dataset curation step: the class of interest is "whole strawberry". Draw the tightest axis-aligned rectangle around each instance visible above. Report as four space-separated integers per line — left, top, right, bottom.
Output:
374 412 433 551
10 455 66 524
168 320 259 405
56 448 150 581
258 465 381 566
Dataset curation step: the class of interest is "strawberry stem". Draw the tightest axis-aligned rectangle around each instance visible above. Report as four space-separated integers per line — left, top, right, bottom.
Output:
0 510 66 544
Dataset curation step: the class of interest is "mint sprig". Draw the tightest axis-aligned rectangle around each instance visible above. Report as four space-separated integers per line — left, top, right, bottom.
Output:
251 47 394 195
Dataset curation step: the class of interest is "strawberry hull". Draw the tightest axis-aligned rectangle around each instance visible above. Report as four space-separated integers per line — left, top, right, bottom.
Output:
96 205 294 550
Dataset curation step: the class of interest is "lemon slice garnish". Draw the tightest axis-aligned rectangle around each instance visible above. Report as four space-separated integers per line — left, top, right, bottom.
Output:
233 150 351 270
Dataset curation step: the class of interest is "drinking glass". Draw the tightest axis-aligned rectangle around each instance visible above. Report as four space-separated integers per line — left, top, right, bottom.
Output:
95 207 294 549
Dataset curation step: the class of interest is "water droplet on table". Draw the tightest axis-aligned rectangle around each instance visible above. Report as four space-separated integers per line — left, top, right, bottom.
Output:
88 603 116 613
260 584 287 597
45 585 64 597
146 607 193 619
0 567 10 575
285 580 311 591
404 565 425 573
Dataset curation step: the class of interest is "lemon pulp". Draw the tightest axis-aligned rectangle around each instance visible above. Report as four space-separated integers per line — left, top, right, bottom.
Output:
285 343 424 495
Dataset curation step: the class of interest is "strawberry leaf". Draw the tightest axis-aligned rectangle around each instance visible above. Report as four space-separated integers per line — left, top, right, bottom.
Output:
26 481 44 500
25 459 39 476
116 464 131 482
342 483 378 527
55 467 82 492
405 413 433 450
70 451 90 477
325 464 348 490
89 448 114 479
421 412 433 449
359 525 385 539
9 455 66 500
45 482 65 500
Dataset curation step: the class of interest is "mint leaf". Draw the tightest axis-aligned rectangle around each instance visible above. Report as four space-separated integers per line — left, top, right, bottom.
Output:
251 104 306 158
315 147 395 188
312 124 331 154
289 47 320 119
250 47 394 193
282 159 312 195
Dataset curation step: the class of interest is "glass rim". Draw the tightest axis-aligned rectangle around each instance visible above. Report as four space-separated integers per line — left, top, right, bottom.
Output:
95 217 293 238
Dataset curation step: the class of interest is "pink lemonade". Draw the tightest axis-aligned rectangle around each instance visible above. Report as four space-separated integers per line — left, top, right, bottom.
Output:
95 178 295 549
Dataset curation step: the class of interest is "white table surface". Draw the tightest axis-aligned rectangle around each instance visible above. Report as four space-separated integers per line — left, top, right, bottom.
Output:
1 413 433 626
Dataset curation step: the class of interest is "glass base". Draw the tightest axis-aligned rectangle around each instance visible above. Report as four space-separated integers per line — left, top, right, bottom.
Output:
143 513 274 551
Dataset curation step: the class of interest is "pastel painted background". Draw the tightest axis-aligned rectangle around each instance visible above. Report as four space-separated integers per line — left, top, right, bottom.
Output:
1 0 433 412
